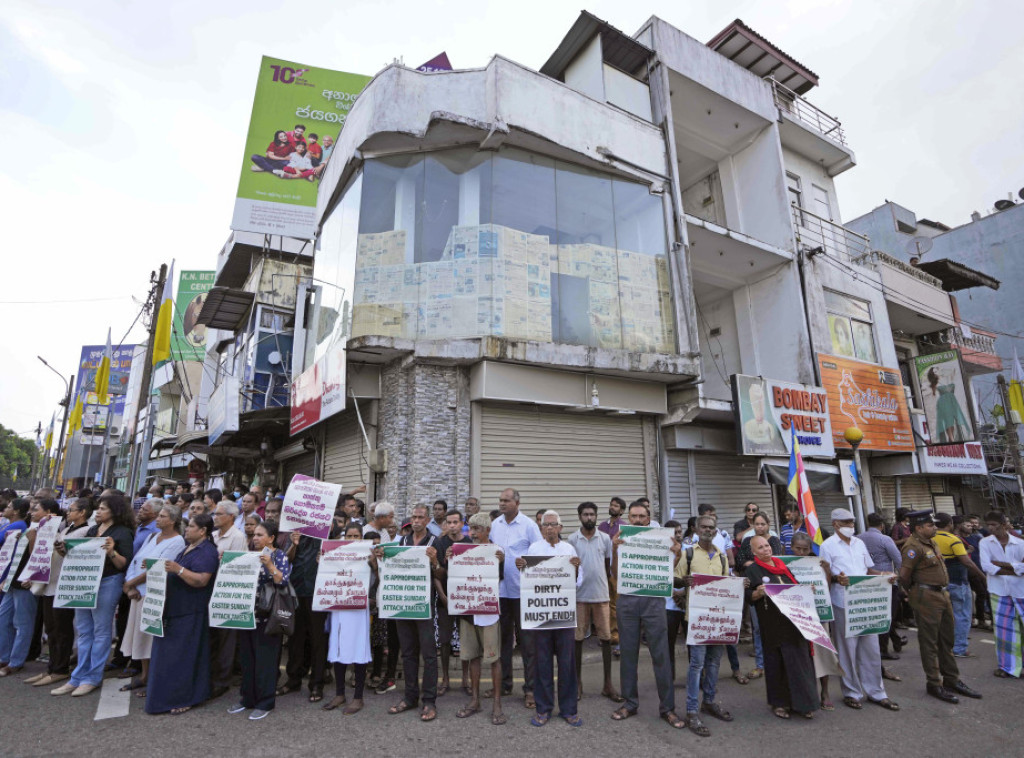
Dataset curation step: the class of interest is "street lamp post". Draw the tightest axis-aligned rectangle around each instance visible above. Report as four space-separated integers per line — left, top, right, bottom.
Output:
38 356 75 491
844 426 867 533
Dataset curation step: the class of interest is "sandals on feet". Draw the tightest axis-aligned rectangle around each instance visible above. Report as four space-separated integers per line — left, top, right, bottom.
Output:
701 702 733 722
732 671 750 685
524 692 536 709
388 700 417 715
437 683 449 697
868 698 901 711
772 707 790 719
275 684 299 696
457 705 481 718
684 713 709 735
170 706 191 715
610 706 638 721
564 714 583 727
531 712 550 727
491 712 508 725
820 698 835 711
309 688 323 703
602 688 625 703
343 699 364 715
322 695 347 711
747 668 764 679
842 697 863 709
420 704 437 721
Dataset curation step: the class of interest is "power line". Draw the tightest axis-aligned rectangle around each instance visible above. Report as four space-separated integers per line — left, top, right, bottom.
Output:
0 296 133 305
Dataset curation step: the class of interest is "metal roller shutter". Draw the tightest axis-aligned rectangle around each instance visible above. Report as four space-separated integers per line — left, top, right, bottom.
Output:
899 476 934 511
814 491 851 529
875 478 897 521
281 450 316 484
323 410 373 499
692 453 772 533
666 451 693 522
479 405 647 530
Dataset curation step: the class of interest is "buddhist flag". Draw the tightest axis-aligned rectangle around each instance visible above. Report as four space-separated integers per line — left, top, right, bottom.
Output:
1009 348 1024 421
95 328 112 406
152 261 175 367
68 392 84 434
788 426 823 554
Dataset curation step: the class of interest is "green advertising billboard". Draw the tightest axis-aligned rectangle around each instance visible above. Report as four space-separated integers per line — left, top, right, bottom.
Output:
173 270 216 362
230 56 370 239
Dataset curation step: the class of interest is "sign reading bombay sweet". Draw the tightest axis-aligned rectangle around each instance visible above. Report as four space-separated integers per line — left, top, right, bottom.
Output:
732 374 834 458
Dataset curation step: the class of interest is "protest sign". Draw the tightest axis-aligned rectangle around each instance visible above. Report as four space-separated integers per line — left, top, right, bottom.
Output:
447 544 501 616
54 539 106 609
280 474 343 540
521 555 577 630
1 534 31 593
378 546 432 620
763 583 838 654
140 559 167 637
209 551 263 630
0 531 24 587
313 540 372 611
686 574 744 645
844 575 893 637
616 526 675 597
18 516 62 584
778 555 834 622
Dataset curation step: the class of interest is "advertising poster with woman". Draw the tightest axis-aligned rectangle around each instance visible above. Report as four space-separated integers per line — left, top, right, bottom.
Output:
913 350 973 443
231 56 370 239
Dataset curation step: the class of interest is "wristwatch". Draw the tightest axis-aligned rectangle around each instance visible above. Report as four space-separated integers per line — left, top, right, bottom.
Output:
178 567 185 576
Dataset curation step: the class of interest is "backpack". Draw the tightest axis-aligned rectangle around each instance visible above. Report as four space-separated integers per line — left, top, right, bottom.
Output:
685 546 728 576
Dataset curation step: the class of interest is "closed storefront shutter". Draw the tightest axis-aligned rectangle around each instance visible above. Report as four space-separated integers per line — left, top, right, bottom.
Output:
666 451 693 521
813 491 850 533
479 405 648 530
899 476 934 511
875 477 897 521
281 450 316 484
692 453 772 533
323 410 373 500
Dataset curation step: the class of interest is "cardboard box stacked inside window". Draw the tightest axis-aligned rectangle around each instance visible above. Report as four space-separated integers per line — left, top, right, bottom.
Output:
351 226 674 353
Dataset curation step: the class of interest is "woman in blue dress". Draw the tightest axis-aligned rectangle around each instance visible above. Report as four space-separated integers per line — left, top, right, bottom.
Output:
146 513 219 715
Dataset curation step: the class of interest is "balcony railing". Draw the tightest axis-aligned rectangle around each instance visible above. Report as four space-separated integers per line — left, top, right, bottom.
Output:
769 78 847 146
792 204 871 261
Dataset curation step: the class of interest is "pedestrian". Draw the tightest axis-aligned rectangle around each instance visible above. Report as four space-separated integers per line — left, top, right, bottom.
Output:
567 502 621 702
277 526 329 704
790 532 841 710
979 510 1024 678
432 509 471 697
696 504 746 685
518 511 583 727
611 501 685 729
489 488 541 706
819 508 899 711
932 513 987 658
856 512 905 677
209 500 248 701
663 520 688 682
899 509 982 703
958 515 992 631
599 497 626 653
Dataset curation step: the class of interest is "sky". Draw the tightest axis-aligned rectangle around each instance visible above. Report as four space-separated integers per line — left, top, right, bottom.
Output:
1 0 1022 439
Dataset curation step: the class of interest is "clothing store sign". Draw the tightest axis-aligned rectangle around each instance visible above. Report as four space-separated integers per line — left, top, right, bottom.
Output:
733 374 834 458
919 442 987 475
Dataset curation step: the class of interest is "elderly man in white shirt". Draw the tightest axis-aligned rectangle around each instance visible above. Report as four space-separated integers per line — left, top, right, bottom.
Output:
818 507 899 710
212 501 248 556
979 510 1024 678
517 510 583 726
489 488 542 704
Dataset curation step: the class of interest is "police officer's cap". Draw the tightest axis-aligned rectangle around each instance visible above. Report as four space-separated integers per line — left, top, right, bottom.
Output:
908 510 935 528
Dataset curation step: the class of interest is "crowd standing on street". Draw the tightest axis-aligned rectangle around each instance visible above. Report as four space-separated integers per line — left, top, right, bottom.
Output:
0 484 1017 734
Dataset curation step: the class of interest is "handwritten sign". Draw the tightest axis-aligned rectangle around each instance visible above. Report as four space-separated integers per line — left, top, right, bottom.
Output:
54 538 106 609
844 575 893 637
208 551 262 630
280 474 343 540
0 531 24 587
521 555 576 630
18 517 62 584
140 559 167 637
1 533 31 593
313 540 372 611
616 526 675 597
686 574 744 645
778 556 834 622
377 546 431 620
447 544 500 616
763 583 837 654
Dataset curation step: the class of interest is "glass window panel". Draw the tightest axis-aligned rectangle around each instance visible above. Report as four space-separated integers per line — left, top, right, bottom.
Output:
824 290 871 321
851 320 877 363
612 180 666 256
827 314 855 358
491 150 556 236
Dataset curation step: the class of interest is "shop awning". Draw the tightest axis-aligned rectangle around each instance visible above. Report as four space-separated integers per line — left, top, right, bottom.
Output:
197 287 255 332
758 457 842 492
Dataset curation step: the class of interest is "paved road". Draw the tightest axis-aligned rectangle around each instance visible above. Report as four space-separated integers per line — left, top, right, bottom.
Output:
1 626 1018 758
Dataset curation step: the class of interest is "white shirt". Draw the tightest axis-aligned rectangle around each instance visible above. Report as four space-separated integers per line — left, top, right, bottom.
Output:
980 533 1024 598
213 525 248 556
819 533 873 609
526 538 583 588
490 511 542 599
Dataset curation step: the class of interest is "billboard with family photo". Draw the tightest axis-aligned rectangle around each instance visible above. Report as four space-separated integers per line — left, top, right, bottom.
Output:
231 56 371 239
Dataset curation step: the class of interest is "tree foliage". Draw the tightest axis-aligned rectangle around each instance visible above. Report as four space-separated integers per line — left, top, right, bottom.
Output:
0 423 36 488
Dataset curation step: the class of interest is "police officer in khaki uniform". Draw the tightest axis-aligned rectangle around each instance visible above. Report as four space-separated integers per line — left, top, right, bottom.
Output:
899 510 982 704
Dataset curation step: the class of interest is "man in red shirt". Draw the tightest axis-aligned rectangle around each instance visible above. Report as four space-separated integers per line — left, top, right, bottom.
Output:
307 134 323 166
287 124 307 149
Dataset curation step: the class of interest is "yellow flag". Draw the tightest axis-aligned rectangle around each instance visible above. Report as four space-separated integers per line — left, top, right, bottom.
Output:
68 394 84 434
152 261 175 367
95 328 112 406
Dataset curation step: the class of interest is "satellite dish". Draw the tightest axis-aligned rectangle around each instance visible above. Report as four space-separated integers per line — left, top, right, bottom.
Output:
1019 187 1024 201
905 236 933 257
267 351 282 365
995 199 1015 211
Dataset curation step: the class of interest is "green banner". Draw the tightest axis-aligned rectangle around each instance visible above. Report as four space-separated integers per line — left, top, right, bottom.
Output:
779 556 835 622
54 538 106 609
209 551 262 630
231 56 371 238
378 545 432 619
140 558 167 637
844 575 893 637
173 270 216 362
616 526 675 597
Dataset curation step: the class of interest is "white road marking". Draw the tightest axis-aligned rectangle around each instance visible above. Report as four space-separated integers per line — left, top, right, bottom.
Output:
94 678 131 720
979 639 995 645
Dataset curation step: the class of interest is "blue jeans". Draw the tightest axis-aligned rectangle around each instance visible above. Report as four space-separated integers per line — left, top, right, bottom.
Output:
0 588 39 668
749 606 765 669
685 644 724 713
71 574 123 687
948 582 972 655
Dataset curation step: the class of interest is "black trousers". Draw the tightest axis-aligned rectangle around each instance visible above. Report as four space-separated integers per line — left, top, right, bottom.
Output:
666 609 686 680
284 596 327 691
41 596 74 675
110 592 131 665
238 621 282 711
396 619 437 705
969 573 991 624
27 599 44 662
210 628 237 690
499 597 536 693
